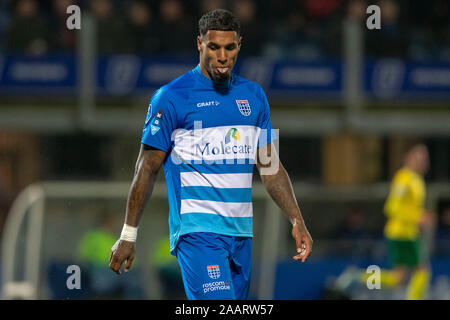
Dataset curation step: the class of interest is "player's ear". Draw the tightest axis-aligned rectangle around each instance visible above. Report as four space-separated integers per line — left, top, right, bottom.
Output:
197 35 202 52
238 36 242 50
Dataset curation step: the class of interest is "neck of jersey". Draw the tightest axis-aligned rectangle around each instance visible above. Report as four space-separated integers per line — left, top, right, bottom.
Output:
193 64 234 89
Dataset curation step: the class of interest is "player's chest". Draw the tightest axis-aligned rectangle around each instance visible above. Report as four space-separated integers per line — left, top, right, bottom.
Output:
182 93 259 129
408 179 425 204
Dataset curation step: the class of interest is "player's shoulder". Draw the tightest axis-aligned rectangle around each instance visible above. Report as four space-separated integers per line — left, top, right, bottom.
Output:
233 74 266 98
394 167 417 184
151 69 196 102
166 68 197 91
394 168 408 180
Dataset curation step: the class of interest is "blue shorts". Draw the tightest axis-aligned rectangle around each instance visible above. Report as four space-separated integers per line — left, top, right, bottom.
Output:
175 232 252 300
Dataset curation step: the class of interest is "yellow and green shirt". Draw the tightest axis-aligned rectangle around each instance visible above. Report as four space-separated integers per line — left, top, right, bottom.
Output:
384 167 425 240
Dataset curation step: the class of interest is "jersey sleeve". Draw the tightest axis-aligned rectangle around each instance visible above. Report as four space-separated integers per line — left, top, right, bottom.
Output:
256 85 277 148
141 87 177 152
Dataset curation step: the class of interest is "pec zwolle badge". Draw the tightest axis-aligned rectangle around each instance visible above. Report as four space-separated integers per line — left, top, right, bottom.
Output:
236 99 251 116
207 265 221 279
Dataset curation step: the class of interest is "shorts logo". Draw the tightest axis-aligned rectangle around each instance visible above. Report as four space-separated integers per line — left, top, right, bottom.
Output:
207 265 220 279
202 280 231 293
236 99 251 116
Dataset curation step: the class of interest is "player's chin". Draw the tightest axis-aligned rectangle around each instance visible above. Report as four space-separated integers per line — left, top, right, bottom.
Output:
212 72 230 82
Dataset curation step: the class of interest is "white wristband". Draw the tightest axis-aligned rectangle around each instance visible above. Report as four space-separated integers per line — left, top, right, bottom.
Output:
120 224 138 242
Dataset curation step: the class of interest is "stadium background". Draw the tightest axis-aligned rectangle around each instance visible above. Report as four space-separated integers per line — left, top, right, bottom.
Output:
0 0 449 299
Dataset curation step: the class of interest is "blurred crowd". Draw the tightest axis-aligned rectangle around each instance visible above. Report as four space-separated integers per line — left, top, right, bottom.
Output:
0 0 450 61
0 0 449 60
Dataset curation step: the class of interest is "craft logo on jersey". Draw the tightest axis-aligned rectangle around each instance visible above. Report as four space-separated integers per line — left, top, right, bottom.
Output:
150 109 163 135
224 128 241 144
197 100 220 108
207 265 221 279
236 99 251 116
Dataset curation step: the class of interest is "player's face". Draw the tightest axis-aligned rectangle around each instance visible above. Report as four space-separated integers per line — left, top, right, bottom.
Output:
197 30 241 82
408 145 429 175
417 147 429 175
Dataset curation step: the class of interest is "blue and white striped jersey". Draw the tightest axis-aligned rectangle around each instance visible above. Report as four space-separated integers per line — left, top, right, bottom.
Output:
141 65 276 253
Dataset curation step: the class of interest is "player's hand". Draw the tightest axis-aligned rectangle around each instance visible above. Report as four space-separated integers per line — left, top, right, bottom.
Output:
291 221 313 262
109 239 135 275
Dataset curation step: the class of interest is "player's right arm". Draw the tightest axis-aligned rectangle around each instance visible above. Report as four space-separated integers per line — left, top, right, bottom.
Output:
109 144 166 275
110 87 176 275
384 180 407 220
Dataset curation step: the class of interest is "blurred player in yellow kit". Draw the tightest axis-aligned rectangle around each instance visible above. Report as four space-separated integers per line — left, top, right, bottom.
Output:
381 144 435 299
336 144 435 299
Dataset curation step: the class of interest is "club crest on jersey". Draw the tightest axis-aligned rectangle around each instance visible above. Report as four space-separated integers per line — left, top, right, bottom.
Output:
207 265 221 279
150 109 163 135
236 99 251 116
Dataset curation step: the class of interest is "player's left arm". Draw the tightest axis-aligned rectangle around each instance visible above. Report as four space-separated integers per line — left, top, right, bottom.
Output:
256 142 313 262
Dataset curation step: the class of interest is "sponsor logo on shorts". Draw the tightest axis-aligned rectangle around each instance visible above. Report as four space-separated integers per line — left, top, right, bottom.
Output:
202 280 231 294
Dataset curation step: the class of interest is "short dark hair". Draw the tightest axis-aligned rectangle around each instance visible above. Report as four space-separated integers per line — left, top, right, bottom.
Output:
198 9 241 37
